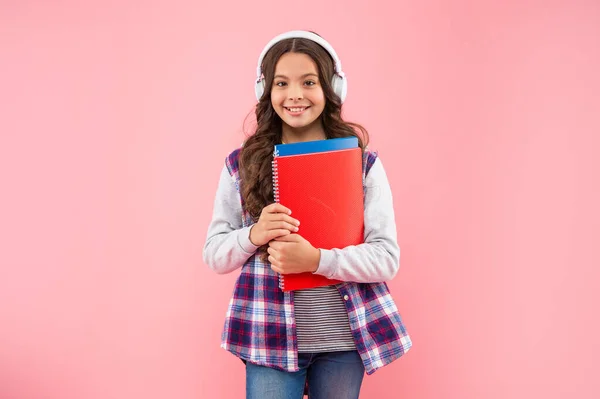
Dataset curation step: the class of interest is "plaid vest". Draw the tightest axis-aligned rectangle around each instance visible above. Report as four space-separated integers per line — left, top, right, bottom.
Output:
220 147 412 375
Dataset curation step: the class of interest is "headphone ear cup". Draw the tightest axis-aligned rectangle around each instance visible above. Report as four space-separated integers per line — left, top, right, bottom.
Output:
331 74 348 104
254 78 265 101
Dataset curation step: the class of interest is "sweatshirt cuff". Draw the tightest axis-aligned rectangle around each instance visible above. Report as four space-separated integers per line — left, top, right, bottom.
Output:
237 225 260 254
313 249 337 278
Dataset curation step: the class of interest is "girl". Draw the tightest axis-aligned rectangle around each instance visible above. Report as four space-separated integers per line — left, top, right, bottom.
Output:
203 30 411 399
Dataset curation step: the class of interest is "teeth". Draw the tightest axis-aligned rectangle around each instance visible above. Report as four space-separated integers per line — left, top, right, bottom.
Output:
287 107 306 112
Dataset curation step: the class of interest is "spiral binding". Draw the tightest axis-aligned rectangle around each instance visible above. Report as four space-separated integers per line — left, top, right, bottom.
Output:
272 149 280 204
272 149 284 289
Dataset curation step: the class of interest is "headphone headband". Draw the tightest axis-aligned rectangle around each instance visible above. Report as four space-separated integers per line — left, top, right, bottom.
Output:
256 30 344 81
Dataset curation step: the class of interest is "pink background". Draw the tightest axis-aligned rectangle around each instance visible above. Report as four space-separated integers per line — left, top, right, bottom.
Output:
1 0 599 398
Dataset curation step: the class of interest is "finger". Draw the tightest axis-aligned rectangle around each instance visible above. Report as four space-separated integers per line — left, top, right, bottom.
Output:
266 203 292 215
274 233 299 242
266 229 291 242
261 207 298 222
267 220 299 233
281 214 301 227
268 255 280 268
265 213 300 227
267 241 281 250
270 264 283 274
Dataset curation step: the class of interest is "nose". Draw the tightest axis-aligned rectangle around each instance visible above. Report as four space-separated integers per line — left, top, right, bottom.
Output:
288 83 303 100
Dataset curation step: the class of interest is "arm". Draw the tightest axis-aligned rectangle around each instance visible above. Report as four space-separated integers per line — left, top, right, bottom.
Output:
313 157 401 282
202 165 259 274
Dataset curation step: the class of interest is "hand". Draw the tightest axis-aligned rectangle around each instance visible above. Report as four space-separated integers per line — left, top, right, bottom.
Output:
267 234 320 275
249 203 300 247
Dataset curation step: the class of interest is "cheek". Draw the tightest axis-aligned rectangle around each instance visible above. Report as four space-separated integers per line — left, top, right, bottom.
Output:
312 90 326 106
270 90 284 106
270 94 285 118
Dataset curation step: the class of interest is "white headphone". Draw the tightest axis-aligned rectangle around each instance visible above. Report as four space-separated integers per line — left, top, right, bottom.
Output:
254 30 348 104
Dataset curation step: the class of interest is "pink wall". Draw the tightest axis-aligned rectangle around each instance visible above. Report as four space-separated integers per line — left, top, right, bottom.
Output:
1 0 598 398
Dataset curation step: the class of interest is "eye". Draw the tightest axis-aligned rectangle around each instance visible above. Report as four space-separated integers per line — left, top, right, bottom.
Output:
305 80 316 86
275 81 287 87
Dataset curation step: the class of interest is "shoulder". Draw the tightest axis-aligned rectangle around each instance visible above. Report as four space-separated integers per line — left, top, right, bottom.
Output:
225 147 243 176
363 148 379 176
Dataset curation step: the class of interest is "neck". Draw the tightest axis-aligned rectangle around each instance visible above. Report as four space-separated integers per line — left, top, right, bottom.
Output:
281 120 326 144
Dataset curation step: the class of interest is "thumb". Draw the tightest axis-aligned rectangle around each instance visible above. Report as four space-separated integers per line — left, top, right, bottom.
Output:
274 233 299 242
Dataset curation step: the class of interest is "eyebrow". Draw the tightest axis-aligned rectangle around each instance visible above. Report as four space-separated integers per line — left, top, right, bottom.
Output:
273 73 319 79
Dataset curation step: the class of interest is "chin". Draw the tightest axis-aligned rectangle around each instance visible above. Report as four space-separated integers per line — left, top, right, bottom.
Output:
285 120 315 130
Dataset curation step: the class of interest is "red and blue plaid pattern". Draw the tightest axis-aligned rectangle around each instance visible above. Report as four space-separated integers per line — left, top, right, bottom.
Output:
220 147 412 375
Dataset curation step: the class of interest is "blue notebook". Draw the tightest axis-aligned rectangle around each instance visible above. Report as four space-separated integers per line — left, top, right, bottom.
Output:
274 137 358 157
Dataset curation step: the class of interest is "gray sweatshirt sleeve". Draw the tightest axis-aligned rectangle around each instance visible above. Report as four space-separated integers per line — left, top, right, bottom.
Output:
202 165 259 274
203 157 401 282
313 157 401 282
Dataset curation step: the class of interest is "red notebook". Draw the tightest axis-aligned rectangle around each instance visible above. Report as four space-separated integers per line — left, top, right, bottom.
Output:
272 142 364 291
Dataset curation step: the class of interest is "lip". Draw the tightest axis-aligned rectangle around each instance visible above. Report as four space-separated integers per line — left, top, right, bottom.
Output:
284 106 310 116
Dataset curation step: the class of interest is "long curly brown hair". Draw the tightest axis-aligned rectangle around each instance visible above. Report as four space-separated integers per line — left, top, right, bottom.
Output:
239 34 370 223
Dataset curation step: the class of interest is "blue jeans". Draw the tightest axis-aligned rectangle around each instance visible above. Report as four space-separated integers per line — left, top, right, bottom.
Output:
246 350 365 399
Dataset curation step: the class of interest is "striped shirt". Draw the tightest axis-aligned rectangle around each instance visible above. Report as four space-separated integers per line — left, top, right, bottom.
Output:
294 286 356 352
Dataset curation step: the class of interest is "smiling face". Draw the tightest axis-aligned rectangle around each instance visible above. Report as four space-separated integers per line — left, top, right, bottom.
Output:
270 52 327 143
